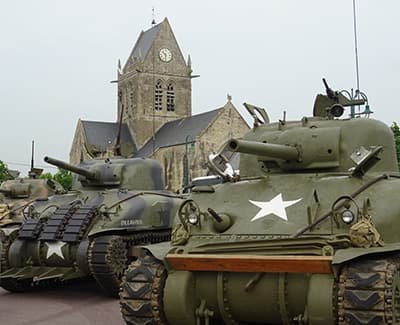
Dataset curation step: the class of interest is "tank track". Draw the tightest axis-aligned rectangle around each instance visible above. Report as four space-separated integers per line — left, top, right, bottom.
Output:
0 234 10 273
120 252 400 325
89 230 170 298
120 253 167 325
338 257 400 324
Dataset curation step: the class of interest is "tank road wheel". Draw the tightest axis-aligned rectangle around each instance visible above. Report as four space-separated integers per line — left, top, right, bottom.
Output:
338 256 400 324
0 233 33 292
120 254 167 325
88 235 129 297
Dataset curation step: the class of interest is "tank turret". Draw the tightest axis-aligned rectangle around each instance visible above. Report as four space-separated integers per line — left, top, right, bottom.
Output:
44 156 164 191
223 94 396 176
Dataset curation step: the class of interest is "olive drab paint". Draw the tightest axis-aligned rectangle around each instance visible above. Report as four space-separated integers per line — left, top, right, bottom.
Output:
120 80 400 324
0 156 185 296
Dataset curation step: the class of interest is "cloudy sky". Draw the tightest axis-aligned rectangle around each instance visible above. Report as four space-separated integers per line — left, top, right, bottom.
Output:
1 0 399 175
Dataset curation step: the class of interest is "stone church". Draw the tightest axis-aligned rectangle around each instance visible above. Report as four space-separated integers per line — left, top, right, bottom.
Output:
70 18 249 190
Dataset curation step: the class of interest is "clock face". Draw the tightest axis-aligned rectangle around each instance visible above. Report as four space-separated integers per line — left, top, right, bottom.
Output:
159 48 172 62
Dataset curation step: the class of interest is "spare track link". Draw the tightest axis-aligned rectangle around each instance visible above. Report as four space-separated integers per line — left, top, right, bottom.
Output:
338 256 400 324
40 205 78 241
89 230 170 298
120 254 167 325
62 204 99 243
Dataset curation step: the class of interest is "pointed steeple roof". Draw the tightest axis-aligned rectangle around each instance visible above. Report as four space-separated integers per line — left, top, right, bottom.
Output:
127 21 162 65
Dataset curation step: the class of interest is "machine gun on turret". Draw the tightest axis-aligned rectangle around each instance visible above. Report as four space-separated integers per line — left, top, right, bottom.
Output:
313 78 367 118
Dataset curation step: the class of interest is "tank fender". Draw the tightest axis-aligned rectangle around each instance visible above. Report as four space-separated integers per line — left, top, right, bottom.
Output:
141 241 172 262
0 226 19 238
333 243 400 265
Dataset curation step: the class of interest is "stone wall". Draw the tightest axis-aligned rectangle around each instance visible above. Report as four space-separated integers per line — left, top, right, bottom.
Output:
70 120 92 165
150 102 250 191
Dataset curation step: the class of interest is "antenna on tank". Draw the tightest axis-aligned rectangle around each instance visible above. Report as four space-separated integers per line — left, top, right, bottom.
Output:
29 140 43 178
30 140 35 172
151 7 156 26
352 0 361 115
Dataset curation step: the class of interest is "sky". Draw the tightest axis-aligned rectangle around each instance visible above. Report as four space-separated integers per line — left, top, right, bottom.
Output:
1 0 399 175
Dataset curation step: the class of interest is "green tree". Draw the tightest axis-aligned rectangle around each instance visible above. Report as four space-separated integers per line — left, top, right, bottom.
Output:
40 168 73 191
0 160 11 184
391 122 400 168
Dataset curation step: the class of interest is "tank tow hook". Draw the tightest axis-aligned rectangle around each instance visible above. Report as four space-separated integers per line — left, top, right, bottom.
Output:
195 299 214 325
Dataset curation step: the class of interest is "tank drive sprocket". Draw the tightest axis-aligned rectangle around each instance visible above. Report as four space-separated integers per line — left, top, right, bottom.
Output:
120 253 167 325
89 230 171 298
88 235 129 297
338 256 400 324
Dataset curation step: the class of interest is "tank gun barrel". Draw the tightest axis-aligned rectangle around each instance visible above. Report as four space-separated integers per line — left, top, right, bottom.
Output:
227 139 299 161
44 156 97 180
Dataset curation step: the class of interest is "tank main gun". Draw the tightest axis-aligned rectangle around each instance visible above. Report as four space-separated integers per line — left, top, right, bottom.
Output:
228 139 300 161
44 157 97 180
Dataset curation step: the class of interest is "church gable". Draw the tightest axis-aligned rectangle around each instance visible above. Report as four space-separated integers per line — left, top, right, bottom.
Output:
70 119 87 164
198 100 250 153
122 18 189 76
69 119 136 165
81 120 136 155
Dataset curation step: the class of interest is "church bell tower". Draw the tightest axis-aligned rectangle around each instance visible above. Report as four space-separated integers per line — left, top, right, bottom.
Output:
117 18 193 148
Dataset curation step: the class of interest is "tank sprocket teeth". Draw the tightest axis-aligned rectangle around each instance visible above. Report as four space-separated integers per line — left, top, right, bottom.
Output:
89 230 171 298
88 235 128 297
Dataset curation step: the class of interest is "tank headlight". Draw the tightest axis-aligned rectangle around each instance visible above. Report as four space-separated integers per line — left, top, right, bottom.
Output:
178 200 201 226
188 213 199 225
341 210 355 224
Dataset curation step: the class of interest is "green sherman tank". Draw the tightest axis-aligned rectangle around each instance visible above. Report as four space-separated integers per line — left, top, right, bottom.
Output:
0 156 185 296
120 80 400 324
0 172 65 280
0 176 65 227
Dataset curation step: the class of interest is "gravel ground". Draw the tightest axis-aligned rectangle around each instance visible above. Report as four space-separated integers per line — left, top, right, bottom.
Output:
0 281 124 325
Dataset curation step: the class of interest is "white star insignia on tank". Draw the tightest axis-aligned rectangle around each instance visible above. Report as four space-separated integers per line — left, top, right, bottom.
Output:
249 193 302 222
45 241 66 260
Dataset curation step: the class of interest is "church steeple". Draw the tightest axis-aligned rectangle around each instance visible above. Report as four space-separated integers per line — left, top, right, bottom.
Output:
118 18 192 148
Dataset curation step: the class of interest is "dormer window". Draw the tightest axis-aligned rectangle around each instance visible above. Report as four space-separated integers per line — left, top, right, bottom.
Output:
167 82 175 111
155 81 163 110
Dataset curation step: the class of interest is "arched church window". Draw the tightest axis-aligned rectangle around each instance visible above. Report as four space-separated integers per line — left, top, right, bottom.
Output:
154 81 163 111
167 82 175 111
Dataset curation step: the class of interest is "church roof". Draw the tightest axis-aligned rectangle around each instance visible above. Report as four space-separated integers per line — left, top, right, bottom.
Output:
134 108 223 157
81 120 136 152
131 23 162 61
